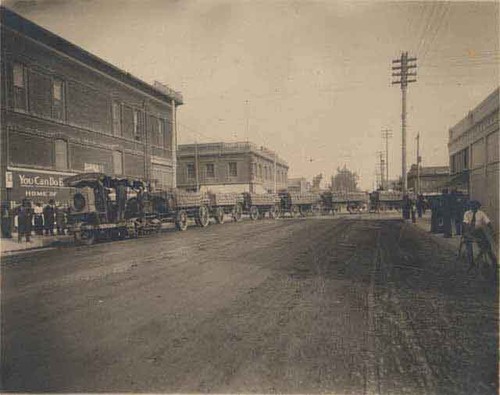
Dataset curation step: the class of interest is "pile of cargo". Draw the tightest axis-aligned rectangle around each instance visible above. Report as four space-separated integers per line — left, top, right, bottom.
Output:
207 192 243 207
174 191 210 208
378 191 403 202
244 192 279 206
287 192 320 205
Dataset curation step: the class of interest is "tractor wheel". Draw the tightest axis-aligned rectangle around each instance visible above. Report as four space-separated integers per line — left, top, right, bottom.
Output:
175 210 188 231
249 206 259 221
215 207 225 224
269 204 280 220
197 205 210 227
74 229 95 245
232 203 243 222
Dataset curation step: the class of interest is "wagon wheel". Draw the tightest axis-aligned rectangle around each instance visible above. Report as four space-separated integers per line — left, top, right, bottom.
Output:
215 207 225 224
249 206 259 221
311 204 321 216
74 229 95 245
197 205 210 227
269 204 280 220
290 205 300 218
175 210 188 231
298 206 307 217
232 203 243 222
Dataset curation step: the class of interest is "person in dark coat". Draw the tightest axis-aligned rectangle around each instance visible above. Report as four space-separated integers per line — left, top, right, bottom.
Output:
430 196 440 233
33 202 44 235
416 194 424 218
1 201 13 238
43 199 56 236
55 204 67 235
116 181 127 221
442 189 452 238
410 197 417 223
16 199 32 243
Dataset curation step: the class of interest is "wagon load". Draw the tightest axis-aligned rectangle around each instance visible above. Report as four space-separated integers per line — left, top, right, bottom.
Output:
242 192 280 220
347 192 369 203
207 192 245 224
288 192 320 205
379 191 403 202
207 192 243 207
245 193 280 206
173 191 210 208
279 192 321 217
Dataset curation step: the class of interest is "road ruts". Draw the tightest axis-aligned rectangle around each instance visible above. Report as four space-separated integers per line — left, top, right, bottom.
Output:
1 217 497 394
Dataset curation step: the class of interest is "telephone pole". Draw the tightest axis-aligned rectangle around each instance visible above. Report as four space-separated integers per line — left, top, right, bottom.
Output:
392 52 417 196
416 132 421 195
381 128 392 190
377 151 385 190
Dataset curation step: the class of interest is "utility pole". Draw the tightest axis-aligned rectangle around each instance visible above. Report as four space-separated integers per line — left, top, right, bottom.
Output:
377 151 385 190
381 128 392 190
392 52 417 196
416 132 421 195
194 140 200 192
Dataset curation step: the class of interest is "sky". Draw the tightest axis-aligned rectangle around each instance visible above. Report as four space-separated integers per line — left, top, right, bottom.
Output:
4 0 499 190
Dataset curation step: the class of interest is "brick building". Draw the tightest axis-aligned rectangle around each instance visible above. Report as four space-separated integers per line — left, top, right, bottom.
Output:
0 7 182 206
448 87 499 231
407 164 449 195
176 142 288 193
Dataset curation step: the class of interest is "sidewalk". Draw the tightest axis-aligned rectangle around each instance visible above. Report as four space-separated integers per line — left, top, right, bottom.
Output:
410 213 462 252
1 233 72 255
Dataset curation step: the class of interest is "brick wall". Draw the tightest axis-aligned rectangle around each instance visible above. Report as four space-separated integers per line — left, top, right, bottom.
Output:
1 23 177 196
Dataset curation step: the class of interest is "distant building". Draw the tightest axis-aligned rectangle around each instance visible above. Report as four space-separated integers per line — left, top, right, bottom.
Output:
176 142 289 193
448 87 499 231
407 165 449 195
0 7 182 206
287 177 310 193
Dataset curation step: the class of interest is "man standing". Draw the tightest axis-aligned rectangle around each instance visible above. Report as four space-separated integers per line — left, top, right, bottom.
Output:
16 199 32 243
1 201 13 238
463 200 497 270
55 204 67 235
43 199 56 236
33 202 44 235
442 189 452 238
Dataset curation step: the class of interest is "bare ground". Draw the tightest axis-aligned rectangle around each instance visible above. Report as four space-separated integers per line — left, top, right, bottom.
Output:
1 216 497 394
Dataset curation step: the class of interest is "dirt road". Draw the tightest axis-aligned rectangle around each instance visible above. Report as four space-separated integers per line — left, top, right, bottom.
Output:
1 217 497 393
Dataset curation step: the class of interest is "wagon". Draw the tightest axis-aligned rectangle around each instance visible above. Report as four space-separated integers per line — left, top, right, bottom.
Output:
151 190 211 231
206 192 244 224
279 191 321 217
241 192 281 220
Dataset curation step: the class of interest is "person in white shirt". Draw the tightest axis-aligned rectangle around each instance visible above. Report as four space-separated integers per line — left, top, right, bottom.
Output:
462 200 497 270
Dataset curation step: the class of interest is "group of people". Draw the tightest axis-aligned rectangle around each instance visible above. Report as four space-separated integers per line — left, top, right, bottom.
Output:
1 198 70 243
401 194 427 223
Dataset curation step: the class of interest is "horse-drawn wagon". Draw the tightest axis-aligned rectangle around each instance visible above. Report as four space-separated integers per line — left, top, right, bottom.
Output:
279 191 320 217
241 192 280 220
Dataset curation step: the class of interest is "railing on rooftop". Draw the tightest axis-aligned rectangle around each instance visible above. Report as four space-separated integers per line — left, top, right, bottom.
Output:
178 142 287 165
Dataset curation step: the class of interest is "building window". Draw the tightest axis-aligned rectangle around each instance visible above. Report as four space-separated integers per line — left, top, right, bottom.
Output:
133 110 142 140
112 102 121 136
13 63 27 111
54 139 68 170
52 79 65 120
205 163 215 178
187 163 196 179
258 164 262 179
228 162 237 177
113 151 123 175
158 118 166 148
